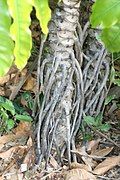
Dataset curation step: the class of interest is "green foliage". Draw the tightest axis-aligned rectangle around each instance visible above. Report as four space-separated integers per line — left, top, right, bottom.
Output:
7 0 32 70
21 92 34 110
0 96 32 133
32 0 51 34
93 8 120 106
83 133 93 141
83 116 95 126
80 114 111 141
105 95 116 105
105 53 120 106
0 0 51 76
84 114 111 132
2 99 15 115
90 0 120 28
7 119 15 130
0 0 14 76
101 23 120 52
90 0 120 52
110 59 120 87
15 114 32 122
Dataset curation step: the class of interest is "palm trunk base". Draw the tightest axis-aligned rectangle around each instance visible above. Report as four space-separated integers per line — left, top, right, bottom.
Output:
36 0 110 168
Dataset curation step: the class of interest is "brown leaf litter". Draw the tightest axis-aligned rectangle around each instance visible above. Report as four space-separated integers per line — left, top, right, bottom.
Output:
0 122 35 180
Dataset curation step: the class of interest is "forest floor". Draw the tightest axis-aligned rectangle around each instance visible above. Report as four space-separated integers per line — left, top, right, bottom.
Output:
0 19 119 180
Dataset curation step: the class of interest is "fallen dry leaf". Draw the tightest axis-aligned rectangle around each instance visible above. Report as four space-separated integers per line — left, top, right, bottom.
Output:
23 139 35 169
11 72 20 84
87 139 100 154
0 147 17 159
0 87 5 96
70 162 91 171
71 147 96 169
93 156 120 175
22 76 36 91
22 149 35 170
22 137 34 165
0 159 15 175
50 156 59 169
0 122 31 150
7 65 18 75
71 146 88 157
0 75 10 85
3 164 19 180
0 134 17 151
0 176 3 180
21 68 28 76
0 146 28 160
14 122 31 134
82 156 97 170
93 147 113 157
27 137 33 147
65 168 96 180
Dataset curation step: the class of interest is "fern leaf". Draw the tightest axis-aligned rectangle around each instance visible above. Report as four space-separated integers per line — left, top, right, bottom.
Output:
7 0 33 70
32 0 51 35
0 0 14 76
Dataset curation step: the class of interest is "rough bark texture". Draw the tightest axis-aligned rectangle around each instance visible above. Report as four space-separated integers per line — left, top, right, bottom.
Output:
37 0 81 166
36 0 110 168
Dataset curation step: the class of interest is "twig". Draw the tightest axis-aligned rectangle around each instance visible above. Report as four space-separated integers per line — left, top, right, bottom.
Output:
97 175 114 180
41 168 62 180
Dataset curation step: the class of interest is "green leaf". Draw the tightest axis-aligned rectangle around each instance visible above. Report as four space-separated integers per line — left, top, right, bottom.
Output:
0 96 5 103
21 92 33 109
6 119 15 130
15 114 32 122
2 99 15 115
84 116 95 126
117 103 120 109
110 66 115 83
90 1 120 52
0 0 14 76
1 109 9 121
7 0 32 70
101 23 120 52
95 113 103 126
90 0 120 28
99 123 111 132
32 0 51 34
13 102 26 114
83 133 93 141
105 95 116 105
115 71 120 77
113 52 120 61
113 79 120 86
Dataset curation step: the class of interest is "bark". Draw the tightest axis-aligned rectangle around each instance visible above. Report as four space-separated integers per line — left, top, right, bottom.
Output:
36 0 110 168
37 0 82 166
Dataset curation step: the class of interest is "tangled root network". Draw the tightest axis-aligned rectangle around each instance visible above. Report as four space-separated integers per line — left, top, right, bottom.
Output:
36 0 110 168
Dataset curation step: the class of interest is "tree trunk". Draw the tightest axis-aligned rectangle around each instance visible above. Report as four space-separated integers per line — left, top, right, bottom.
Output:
36 0 110 168
37 0 82 166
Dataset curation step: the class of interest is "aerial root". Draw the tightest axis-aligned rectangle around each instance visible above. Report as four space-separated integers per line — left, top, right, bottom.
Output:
36 23 110 168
